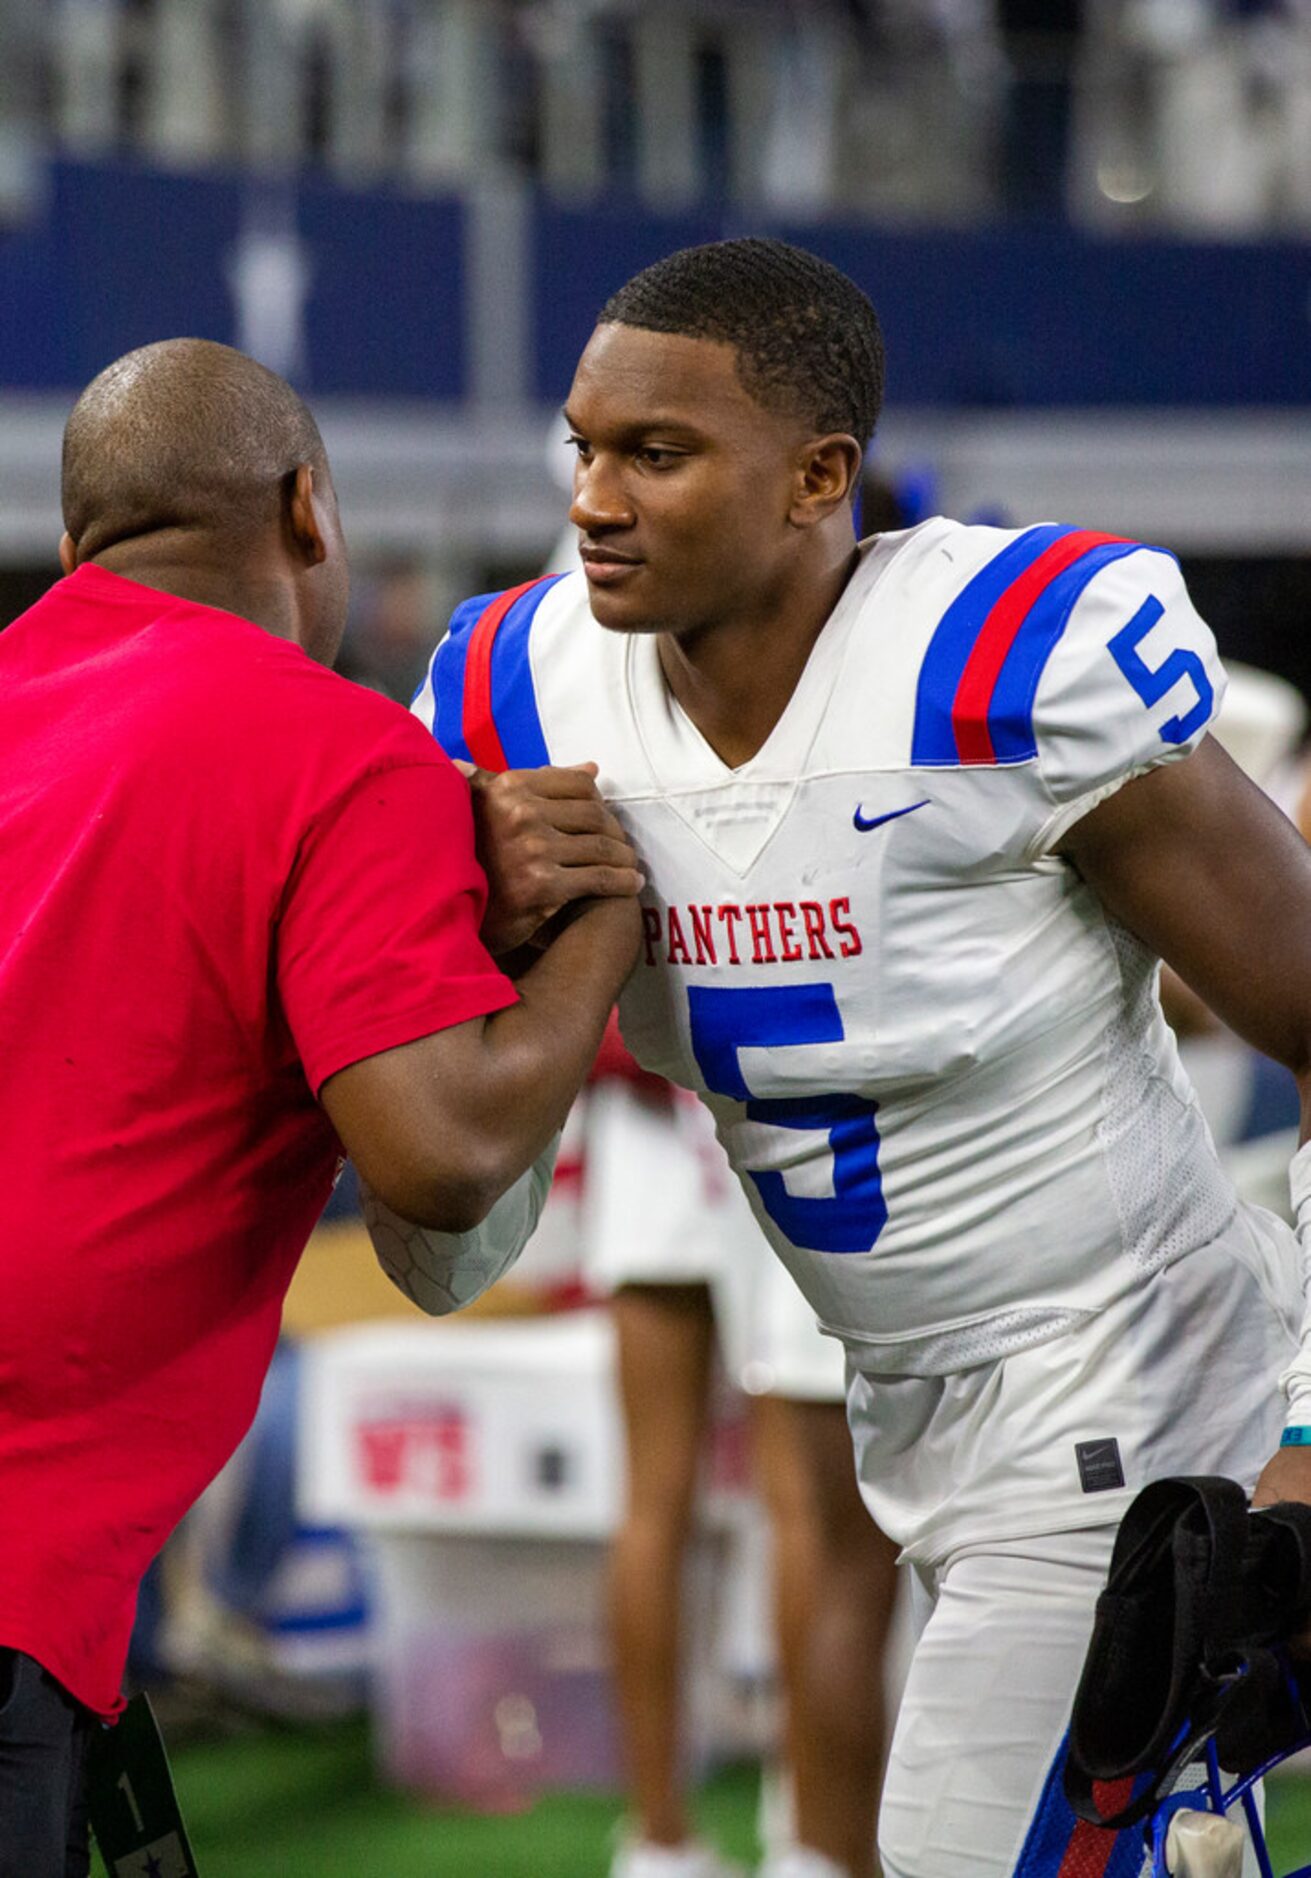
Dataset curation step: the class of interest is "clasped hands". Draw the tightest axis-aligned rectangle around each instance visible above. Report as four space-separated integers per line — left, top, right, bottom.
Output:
455 759 644 957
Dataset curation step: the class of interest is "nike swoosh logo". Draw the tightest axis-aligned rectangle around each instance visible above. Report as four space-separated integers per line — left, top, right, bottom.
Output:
853 800 930 833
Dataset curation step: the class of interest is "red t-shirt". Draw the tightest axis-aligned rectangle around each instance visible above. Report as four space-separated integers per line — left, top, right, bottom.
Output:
0 564 516 1717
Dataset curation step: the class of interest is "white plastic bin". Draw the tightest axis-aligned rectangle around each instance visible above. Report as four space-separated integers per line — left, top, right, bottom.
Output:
299 1310 757 1804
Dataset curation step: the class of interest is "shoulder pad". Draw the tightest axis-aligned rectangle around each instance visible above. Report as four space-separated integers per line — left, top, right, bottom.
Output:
416 574 567 770
911 524 1149 768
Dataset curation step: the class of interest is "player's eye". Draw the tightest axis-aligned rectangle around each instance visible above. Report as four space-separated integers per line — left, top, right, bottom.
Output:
637 446 682 469
565 432 592 463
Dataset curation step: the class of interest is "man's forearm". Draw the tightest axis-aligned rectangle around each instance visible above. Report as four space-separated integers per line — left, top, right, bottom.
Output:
320 898 640 1232
468 895 639 1182
363 1136 559 1314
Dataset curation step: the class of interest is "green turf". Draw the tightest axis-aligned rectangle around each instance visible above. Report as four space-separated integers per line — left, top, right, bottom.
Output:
88 1713 1311 1875
1269 1770 1311 1868
91 1714 760 1878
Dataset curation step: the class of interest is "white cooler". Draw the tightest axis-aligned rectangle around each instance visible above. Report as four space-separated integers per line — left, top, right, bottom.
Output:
298 1309 760 1807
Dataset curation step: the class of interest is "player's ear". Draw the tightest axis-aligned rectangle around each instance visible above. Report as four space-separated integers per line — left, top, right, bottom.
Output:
789 435 863 529
58 531 78 575
286 462 329 568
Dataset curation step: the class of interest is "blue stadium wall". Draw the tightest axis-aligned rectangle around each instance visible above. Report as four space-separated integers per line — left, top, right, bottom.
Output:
2 159 1309 408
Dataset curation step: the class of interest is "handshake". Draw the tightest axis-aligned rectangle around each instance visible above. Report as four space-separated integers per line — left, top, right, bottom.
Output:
455 758 646 958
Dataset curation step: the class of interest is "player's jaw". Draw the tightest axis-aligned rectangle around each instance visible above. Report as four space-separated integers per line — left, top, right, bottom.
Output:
576 529 734 639
572 536 653 632
574 512 718 639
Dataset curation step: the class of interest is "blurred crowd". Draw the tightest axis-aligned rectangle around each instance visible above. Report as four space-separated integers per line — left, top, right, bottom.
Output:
3 0 1311 230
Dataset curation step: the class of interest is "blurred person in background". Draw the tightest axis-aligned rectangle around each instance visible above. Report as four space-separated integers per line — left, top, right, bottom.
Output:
418 235 1311 1876
0 337 642 1878
584 1019 895 1878
338 553 436 702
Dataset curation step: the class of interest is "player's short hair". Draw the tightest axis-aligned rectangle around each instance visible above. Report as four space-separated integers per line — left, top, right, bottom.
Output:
62 338 328 560
598 237 885 449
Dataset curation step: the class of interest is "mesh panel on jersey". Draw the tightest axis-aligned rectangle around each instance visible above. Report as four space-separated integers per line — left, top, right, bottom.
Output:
887 1304 1087 1374
1098 921 1236 1275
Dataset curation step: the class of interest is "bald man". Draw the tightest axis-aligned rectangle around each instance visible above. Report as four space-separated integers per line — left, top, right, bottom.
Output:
0 340 641 1877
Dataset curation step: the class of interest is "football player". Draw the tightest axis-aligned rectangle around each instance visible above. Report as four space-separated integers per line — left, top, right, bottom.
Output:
401 237 1311 1876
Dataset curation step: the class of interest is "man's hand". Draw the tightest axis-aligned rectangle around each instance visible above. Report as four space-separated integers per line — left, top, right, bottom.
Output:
457 760 644 955
1252 1444 1311 1510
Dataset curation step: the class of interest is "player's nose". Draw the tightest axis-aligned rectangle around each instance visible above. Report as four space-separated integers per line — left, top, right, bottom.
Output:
569 455 635 535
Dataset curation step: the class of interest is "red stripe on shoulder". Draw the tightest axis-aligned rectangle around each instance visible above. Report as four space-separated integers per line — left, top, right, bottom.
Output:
951 531 1125 764
462 579 549 772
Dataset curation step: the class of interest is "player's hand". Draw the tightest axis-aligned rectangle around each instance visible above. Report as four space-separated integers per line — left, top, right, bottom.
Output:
1252 1445 1311 1511
1253 1446 1311 1658
457 760 644 955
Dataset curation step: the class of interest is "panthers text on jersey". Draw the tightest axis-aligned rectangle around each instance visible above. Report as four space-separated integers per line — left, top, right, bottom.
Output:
414 519 1238 1376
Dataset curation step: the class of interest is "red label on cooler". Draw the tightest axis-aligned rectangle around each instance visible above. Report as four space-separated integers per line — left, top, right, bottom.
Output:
354 1403 471 1501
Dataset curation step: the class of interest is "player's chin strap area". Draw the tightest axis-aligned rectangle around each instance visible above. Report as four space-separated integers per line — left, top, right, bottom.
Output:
1063 1476 1311 1832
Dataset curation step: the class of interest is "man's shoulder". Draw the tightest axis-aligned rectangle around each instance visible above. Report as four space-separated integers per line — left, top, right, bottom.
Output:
142 598 450 799
7 566 428 758
245 647 445 776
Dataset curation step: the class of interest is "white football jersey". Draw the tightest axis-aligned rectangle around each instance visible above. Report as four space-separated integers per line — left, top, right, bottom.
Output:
414 518 1241 1375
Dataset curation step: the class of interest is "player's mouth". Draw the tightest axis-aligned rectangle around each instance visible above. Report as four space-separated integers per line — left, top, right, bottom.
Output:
580 548 643 586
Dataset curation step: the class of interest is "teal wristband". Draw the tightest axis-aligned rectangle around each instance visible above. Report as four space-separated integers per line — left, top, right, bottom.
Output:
1281 1426 1311 1447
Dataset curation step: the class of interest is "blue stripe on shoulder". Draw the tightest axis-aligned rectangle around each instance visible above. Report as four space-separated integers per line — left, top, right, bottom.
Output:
988 540 1144 762
911 525 1072 765
428 588 501 765
1012 1733 1147 1877
486 574 566 768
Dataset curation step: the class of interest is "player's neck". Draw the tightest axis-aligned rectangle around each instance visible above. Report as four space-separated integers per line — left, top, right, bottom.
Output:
656 541 859 769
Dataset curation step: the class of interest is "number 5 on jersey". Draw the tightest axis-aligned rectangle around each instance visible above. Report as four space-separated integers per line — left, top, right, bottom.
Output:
1108 594 1214 745
687 983 887 1255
